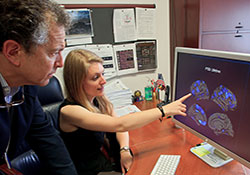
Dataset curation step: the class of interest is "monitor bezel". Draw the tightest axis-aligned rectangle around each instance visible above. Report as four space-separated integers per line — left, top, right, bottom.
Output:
172 46 250 169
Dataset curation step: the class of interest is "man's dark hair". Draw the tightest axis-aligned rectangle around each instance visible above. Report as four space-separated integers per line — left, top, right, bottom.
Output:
0 0 70 52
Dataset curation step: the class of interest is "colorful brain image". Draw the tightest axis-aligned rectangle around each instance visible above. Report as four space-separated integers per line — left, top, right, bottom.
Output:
190 80 210 100
188 103 207 126
208 113 234 137
211 85 237 112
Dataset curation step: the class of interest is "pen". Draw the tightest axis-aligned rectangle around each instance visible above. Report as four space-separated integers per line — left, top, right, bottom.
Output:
196 143 204 147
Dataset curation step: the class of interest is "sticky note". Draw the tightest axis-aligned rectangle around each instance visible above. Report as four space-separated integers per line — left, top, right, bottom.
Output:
192 147 211 157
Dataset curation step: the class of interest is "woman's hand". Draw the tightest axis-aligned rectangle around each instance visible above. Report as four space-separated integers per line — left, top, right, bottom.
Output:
120 151 133 174
163 93 192 117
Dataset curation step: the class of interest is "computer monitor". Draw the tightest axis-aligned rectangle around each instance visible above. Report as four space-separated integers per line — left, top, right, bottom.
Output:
172 47 250 169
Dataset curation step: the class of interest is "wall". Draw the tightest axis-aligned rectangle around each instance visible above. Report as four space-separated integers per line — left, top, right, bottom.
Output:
54 0 170 99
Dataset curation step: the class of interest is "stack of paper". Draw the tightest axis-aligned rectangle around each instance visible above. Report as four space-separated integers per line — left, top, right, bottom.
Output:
104 79 133 109
114 104 141 117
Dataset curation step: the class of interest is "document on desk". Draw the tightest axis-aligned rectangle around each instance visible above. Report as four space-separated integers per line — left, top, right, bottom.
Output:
115 105 141 117
104 79 133 108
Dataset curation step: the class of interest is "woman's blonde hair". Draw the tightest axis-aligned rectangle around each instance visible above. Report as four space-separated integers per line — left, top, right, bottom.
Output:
63 49 113 115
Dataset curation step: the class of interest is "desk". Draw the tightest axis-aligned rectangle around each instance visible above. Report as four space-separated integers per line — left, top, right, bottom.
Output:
127 99 250 175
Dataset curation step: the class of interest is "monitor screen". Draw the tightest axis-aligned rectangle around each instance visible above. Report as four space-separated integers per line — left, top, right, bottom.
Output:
172 47 250 168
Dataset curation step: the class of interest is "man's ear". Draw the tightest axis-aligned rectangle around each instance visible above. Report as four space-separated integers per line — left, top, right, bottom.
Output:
2 40 22 66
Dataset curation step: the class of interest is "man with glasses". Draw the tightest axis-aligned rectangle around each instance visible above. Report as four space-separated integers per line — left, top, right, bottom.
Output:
0 0 77 174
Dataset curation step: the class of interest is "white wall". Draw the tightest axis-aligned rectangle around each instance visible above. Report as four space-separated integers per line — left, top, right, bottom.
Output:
54 0 170 99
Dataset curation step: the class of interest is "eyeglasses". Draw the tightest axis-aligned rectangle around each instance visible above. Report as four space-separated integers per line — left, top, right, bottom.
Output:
0 87 24 108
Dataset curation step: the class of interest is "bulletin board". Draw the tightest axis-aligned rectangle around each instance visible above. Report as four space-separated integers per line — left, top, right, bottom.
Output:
62 4 157 76
63 4 156 44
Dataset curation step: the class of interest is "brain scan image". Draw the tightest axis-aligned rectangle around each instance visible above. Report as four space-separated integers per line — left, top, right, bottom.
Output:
190 80 210 100
211 85 237 112
208 113 234 137
188 81 236 138
188 104 207 126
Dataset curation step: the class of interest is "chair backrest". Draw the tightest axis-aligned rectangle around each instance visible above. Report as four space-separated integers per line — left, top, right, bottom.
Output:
37 76 64 130
37 76 64 106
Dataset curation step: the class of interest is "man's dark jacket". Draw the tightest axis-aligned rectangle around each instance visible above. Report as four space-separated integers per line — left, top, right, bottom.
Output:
0 85 77 175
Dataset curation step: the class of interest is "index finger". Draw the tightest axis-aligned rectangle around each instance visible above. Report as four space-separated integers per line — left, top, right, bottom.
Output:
178 93 192 102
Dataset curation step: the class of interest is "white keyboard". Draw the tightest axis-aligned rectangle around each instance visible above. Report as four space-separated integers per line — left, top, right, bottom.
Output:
150 155 181 175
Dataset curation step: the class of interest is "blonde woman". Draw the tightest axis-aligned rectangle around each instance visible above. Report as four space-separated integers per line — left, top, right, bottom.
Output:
59 49 191 175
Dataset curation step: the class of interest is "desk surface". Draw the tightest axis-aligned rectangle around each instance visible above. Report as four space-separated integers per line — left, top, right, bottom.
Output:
127 99 250 175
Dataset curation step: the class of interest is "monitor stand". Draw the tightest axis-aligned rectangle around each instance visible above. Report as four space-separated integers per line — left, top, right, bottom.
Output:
190 142 233 168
